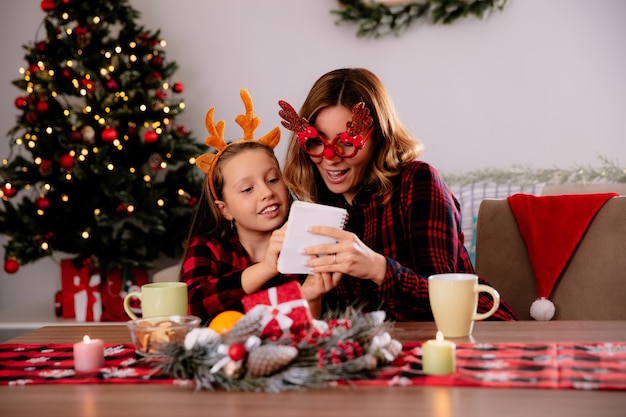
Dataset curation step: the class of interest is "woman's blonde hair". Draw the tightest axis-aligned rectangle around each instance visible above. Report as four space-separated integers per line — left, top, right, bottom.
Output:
282 68 424 204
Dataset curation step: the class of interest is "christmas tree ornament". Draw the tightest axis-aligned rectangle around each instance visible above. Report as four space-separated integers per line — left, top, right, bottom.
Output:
59 154 75 170
4 258 20 274
35 41 47 52
148 153 164 171
2 183 17 198
143 130 158 143
36 100 49 113
105 79 118 90
14 96 28 109
39 159 53 176
81 126 95 143
40 0 54 12
25 112 38 123
35 196 50 210
172 82 184 93
68 129 83 142
101 127 118 142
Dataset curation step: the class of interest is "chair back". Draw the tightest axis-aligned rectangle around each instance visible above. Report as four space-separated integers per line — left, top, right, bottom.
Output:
474 196 626 320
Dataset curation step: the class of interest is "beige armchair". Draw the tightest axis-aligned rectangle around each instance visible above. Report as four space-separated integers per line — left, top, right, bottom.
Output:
474 196 626 320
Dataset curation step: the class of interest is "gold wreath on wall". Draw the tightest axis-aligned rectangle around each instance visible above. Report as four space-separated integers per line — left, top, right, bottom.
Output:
332 0 508 38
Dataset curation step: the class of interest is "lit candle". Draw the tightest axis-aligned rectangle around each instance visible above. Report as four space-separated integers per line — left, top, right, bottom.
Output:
73 335 105 372
422 331 456 375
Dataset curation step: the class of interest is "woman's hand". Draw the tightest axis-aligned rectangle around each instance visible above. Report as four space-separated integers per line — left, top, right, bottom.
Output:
303 226 387 285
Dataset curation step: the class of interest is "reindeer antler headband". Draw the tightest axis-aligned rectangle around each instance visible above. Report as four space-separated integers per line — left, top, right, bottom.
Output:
196 88 281 200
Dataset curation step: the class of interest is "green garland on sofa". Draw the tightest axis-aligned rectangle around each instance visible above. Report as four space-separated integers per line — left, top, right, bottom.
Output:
331 0 508 38
441 155 626 187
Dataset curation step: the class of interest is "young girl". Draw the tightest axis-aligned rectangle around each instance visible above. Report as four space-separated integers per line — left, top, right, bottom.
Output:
180 89 340 323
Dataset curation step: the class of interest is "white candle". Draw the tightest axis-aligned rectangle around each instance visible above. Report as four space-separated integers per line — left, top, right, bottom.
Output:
422 331 456 375
73 335 105 372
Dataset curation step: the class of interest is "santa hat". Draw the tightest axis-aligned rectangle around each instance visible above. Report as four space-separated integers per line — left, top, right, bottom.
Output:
507 193 618 320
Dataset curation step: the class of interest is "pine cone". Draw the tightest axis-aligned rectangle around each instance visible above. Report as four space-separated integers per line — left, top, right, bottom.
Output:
247 345 298 377
225 307 264 344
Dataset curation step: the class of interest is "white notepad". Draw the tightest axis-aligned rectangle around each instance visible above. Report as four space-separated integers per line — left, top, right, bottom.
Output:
277 201 348 274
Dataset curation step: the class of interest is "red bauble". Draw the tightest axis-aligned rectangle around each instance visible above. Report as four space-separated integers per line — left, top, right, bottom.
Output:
2 183 17 198
25 112 38 123
80 78 94 92
105 78 118 90
36 100 49 113
149 56 163 69
101 127 118 142
35 41 47 52
28 63 40 73
68 129 83 142
172 82 184 93
59 154 75 170
14 96 28 109
35 196 50 210
144 131 158 143
228 343 247 361
4 259 19 274
40 0 54 12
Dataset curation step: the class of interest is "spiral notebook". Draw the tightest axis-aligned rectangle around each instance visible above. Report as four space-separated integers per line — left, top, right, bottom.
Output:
277 201 348 274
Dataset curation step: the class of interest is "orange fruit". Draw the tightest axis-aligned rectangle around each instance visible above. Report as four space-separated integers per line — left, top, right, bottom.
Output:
208 310 244 334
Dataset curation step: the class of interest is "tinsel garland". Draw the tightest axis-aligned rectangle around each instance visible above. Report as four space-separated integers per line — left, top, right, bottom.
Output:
332 0 508 38
152 308 402 392
441 155 626 187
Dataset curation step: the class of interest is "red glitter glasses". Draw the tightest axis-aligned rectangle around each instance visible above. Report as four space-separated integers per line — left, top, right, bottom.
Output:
278 100 374 159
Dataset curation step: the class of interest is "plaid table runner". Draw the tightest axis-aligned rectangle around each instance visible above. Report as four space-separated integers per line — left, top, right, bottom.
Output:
1 342 625 390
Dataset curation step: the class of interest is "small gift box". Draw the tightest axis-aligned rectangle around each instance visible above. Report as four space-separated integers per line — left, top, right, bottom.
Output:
242 281 312 339
60 259 102 322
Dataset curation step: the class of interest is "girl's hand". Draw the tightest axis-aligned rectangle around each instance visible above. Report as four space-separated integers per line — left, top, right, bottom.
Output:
300 271 342 318
303 226 387 285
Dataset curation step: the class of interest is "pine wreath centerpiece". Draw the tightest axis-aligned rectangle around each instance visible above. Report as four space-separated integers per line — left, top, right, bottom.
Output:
332 0 508 38
153 307 403 392
0 0 204 274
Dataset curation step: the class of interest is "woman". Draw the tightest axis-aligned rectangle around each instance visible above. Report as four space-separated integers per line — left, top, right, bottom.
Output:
280 68 517 321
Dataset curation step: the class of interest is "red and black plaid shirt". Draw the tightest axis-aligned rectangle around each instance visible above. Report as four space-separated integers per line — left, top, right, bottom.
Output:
182 234 300 323
317 160 517 321
182 160 517 324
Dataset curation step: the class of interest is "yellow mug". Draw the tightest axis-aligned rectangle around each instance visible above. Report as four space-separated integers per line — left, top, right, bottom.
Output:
428 273 500 338
123 282 188 320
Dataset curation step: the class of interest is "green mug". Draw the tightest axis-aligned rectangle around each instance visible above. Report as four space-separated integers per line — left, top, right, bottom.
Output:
123 282 188 319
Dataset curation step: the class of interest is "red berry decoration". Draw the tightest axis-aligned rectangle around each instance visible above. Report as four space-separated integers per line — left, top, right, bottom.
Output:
101 127 118 142
35 196 50 210
4 258 19 274
40 0 55 12
2 183 17 198
144 131 158 143
172 82 184 93
59 154 75 170
228 343 247 361
14 96 28 109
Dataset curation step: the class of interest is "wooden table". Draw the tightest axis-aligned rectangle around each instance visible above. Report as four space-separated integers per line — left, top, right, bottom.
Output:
1 321 625 417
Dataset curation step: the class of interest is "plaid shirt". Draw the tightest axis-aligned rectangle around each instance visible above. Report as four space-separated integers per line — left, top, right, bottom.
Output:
182 234 300 323
318 160 517 321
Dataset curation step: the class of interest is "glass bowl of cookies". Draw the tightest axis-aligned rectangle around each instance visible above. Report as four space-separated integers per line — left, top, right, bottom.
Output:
126 315 201 356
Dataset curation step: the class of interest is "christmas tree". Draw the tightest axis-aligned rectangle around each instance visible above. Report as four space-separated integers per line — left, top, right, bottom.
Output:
0 0 204 274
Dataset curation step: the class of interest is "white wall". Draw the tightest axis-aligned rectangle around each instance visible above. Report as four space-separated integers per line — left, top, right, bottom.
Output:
1 0 625 310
